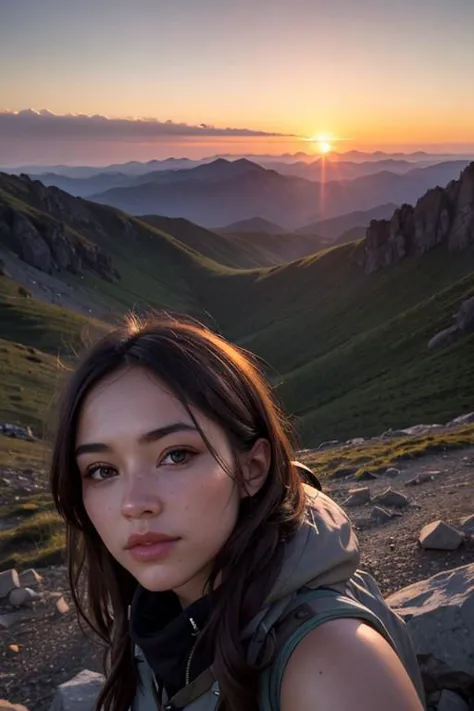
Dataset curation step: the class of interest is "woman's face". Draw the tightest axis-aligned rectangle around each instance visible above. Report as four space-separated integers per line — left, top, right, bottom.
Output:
75 366 264 606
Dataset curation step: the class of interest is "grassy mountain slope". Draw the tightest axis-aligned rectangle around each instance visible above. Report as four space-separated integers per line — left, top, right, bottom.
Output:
199 241 474 442
141 214 325 268
220 217 286 234
0 273 107 429
0 172 236 317
297 203 398 239
2 173 474 448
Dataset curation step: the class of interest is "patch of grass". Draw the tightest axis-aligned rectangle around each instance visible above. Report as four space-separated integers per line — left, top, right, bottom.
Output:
0 339 67 432
0 510 65 569
0 435 50 471
302 424 474 479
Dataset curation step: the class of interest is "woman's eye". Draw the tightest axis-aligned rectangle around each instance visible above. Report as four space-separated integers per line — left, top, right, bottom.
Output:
85 465 116 481
161 448 194 466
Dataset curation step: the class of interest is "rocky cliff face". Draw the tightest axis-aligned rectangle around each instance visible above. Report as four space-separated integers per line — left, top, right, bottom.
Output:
0 173 120 282
359 162 474 274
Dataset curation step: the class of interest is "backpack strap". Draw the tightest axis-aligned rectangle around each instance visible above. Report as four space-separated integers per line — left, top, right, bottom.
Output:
259 587 397 711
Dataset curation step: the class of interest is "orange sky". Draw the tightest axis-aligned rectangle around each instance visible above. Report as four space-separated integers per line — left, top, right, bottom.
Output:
1 0 474 164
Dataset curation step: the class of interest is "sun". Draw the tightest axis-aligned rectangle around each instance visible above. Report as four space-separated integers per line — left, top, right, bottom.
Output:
319 141 332 155
307 133 334 155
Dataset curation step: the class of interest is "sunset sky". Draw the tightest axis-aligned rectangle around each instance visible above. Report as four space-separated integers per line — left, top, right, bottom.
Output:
1 0 474 165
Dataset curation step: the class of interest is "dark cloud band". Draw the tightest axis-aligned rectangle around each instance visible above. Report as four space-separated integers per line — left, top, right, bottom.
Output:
0 109 294 141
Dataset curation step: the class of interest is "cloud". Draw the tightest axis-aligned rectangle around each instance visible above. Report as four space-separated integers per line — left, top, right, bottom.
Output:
0 109 294 142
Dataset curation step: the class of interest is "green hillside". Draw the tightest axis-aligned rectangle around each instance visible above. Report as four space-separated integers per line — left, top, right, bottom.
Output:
0 172 235 319
200 242 474 442
142 214 326 268
1 172 474 449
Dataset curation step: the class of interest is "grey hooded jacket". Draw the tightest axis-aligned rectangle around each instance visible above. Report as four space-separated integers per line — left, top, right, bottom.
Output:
131 486 425 710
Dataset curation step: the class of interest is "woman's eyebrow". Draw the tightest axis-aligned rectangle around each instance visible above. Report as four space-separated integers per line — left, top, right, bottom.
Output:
75 422 198 457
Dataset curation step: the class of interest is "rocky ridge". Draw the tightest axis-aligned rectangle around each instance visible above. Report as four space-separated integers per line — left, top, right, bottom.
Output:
0 173 119 282
358 161 474 274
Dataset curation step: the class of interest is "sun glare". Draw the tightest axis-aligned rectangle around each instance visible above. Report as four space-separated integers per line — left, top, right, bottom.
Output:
308 133 334 155
319 141 332 154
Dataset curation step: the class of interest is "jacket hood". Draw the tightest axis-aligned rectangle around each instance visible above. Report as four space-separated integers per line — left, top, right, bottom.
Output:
244 485 360 662
269 485 360 602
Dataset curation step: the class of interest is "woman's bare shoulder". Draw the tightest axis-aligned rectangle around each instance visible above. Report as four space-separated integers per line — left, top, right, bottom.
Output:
280 617 424 711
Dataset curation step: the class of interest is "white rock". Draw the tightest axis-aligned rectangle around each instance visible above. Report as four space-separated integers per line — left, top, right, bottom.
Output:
343 487 371 507
419 520 463 551
49 669 105 711
386 563 474 679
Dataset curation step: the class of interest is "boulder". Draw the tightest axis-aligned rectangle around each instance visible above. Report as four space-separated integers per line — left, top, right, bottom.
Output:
316 439 340 451
18 569 43 588
428 326 460 350
458 515 474 536
357 469 378 481
0 569 20 598
343 487 371 507
332 466 357 479
405 472 440 487
449 412 474 427
437 690 469 711
386 563 474 680
419 521 464 551
49 669 105 711
373 487 409 509
384 467 401 478
370 506 394 524
428 294 474 350
8 587 38 607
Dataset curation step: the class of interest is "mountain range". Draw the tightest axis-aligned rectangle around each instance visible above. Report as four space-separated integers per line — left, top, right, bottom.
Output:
1 162 474 445
3 155 470 230
88 159 470 228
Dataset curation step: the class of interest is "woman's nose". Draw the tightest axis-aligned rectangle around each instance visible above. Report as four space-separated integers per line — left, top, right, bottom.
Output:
121 475 163 518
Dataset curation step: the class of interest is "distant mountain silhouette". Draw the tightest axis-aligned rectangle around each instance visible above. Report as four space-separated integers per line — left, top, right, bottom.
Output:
264 159 437 181
220 217 286 234
298 203 399 240
90 159 471 229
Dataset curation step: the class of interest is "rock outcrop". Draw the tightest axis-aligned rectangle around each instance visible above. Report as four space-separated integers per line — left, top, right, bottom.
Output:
358 162 474 274
428 294 474 349
0 173 119 282
387 563 474 710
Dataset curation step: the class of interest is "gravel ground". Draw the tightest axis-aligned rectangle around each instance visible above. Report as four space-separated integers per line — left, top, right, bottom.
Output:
1 447 473 710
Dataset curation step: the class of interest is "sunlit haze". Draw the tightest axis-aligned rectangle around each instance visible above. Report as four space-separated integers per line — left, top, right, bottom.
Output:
1 0 474 165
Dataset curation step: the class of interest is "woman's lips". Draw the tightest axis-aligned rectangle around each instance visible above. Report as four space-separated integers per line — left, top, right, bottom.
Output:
124 532 180 562
126 538 178 562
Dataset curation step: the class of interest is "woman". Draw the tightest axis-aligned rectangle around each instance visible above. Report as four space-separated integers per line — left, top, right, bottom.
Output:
50 313 425 711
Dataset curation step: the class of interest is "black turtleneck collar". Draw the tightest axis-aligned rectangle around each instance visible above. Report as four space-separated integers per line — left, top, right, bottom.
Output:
129 585 213 699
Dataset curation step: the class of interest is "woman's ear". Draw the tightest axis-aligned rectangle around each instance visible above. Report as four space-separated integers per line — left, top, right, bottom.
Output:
240 438 271 498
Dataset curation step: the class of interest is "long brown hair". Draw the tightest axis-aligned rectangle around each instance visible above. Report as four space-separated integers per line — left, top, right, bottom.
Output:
50 312 306 711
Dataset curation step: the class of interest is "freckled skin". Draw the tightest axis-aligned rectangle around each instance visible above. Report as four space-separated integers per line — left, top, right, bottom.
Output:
76 366 242 606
